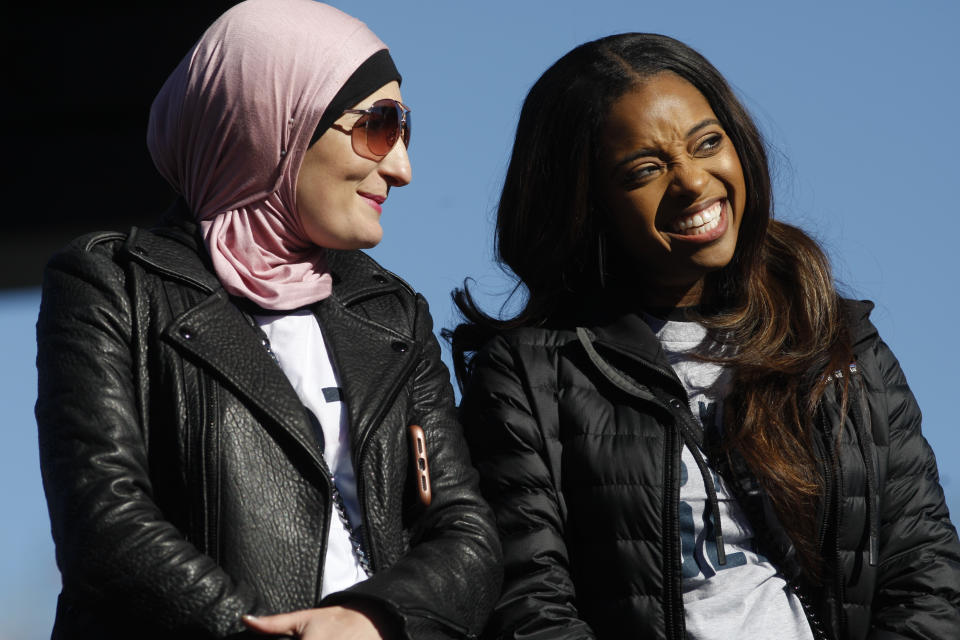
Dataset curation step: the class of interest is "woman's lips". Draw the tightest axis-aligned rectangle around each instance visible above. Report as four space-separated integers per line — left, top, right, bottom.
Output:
667 200 728 243
359 193 384 213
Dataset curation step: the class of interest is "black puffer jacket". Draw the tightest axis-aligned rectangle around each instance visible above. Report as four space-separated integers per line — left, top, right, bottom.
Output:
36 211 501 639
460 300 960 639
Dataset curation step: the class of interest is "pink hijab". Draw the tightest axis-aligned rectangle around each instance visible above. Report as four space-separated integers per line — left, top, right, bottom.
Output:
147 0 388 309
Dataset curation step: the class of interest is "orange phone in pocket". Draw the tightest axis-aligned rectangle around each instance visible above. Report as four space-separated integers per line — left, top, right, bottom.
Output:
408 424 432 506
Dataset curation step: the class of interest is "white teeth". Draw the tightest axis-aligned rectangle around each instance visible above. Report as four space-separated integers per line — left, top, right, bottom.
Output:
672 201 723 234
693 217 720 235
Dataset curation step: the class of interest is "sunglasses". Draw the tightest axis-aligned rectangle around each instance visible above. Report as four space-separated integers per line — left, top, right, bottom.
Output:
339 98 412 160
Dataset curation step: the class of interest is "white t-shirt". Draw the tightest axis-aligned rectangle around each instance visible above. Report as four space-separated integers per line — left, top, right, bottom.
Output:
254 309 368 598
643 313 813 640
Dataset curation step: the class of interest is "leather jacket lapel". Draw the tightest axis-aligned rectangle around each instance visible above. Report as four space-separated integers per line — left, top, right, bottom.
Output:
129 213 418 474
124 218 325 473
312 292 418 462
164 290 326 472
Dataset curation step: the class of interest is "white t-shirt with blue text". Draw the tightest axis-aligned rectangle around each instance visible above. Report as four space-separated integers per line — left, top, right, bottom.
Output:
643 313 813 640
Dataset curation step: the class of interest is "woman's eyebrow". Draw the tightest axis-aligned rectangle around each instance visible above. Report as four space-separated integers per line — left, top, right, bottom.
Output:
610 118 723 174
612 147 661 173
686 118 721 137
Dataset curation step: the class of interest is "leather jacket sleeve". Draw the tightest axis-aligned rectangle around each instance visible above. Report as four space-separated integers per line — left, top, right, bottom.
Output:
322 294 503 639
36 237 258 636
865 337 960 639
459 334 598 640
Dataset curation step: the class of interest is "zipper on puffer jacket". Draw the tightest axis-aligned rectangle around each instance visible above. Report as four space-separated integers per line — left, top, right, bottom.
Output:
575 328 731 567
576 327 690 639
663 426 685 640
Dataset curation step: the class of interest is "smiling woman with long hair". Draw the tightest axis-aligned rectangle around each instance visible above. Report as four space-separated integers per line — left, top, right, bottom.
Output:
35 1 500 638
449 33 960 640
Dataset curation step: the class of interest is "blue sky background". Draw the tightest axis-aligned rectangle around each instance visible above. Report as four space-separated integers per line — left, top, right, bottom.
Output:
3 0 958 635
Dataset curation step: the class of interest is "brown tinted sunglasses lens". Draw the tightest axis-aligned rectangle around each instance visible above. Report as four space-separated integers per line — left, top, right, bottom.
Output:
356 100 410 158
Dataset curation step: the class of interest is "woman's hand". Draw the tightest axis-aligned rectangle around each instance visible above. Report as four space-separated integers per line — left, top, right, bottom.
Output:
242 605 385 639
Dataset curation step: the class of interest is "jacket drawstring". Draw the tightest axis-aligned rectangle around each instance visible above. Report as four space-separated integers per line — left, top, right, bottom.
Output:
574 327 728 565
677 423 727 565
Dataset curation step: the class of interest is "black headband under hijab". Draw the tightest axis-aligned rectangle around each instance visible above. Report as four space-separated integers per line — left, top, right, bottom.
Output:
310 49 401 146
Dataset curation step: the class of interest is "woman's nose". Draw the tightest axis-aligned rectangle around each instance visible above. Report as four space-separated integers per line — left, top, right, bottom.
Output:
378 139 412 187
668 160 709 197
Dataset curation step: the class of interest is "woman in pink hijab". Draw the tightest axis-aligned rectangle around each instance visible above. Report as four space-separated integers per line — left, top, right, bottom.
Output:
35 1 501 638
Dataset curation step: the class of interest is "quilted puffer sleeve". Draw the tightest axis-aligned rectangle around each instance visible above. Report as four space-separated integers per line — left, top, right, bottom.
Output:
459 334 598 640
866 337 960 639
36 237 258 637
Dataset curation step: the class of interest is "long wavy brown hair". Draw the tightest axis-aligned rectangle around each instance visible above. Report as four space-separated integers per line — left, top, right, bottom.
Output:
447 33 852 578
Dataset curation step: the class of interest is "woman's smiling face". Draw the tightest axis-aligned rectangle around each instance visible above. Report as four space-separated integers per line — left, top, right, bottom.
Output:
598 72 746 307
295 81 412 250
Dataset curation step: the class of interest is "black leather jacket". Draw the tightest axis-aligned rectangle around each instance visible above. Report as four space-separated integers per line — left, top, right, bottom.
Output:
460 300 960 639
36 212 501 639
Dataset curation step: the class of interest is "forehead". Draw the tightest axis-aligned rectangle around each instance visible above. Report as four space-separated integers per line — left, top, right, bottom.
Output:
602 73 718 145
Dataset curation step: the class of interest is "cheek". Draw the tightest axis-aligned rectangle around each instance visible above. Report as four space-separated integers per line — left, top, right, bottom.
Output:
720 154 747 210
608 191 662 240
606 200 668 267
295 173 339 232
297 161 348 207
